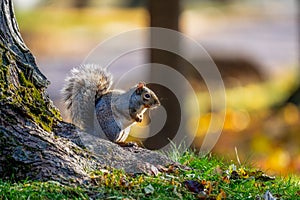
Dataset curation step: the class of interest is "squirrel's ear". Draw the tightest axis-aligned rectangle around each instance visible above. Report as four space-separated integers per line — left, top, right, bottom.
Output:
137 82 145 88
136 82 145 94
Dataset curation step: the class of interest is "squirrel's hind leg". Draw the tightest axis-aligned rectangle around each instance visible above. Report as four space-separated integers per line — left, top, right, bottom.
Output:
115 127 130 143
115 127 138 147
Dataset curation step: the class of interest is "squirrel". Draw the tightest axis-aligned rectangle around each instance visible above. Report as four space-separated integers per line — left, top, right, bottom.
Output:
62 64 160 144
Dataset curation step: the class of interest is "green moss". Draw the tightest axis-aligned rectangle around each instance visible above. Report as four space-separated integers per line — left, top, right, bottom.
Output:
0 64 9 101
0 44 10 66
18 71 34 88
0 63 8 81
0 52 2 66
1 58 62 132
18 69 62 131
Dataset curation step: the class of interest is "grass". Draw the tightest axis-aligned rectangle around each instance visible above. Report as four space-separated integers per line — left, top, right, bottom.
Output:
1 150 299 199
0 180 88 199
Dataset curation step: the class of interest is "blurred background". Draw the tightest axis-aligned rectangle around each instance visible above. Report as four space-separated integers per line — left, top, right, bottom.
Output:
14 0 299 175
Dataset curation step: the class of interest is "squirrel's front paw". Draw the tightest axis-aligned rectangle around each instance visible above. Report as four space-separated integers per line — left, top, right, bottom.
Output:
135 114 143 123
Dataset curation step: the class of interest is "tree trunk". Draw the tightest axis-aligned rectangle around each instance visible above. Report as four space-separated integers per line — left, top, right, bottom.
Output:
71 0 91 9
145 0 183 149
0 0 174 183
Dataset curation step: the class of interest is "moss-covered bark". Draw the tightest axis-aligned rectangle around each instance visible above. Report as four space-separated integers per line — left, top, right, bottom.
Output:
0 0 92 181
0 47 61 132
0 57 60 131
0 0 61 131
0 54 91 182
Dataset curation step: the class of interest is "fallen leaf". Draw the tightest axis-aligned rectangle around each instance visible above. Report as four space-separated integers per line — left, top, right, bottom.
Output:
240 168 249 178
214 165 223 175
119 176 129 188
156 165 169 172
230 170 240 180
183 180 204 194
253 171 275 181
257 174 275 181
222 175 230 184
157 164 179 174
205 181 212 195
144 184 155 195
263 190 276 200
173 185 182 199
216 189 226 200
150 165 159 176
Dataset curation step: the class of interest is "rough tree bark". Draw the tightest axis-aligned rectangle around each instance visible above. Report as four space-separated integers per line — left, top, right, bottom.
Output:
0 0 174 184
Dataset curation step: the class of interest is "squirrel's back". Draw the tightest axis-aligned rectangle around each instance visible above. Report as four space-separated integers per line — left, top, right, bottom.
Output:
62 64 112 129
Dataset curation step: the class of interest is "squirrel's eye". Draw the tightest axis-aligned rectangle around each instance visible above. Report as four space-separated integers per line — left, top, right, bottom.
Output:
144 93 151 100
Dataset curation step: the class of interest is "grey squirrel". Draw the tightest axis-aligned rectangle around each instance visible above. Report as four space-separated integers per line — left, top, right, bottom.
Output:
62 64 160 143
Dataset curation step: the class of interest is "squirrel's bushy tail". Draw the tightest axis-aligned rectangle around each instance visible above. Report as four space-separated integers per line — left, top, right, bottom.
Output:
62 64 112 130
